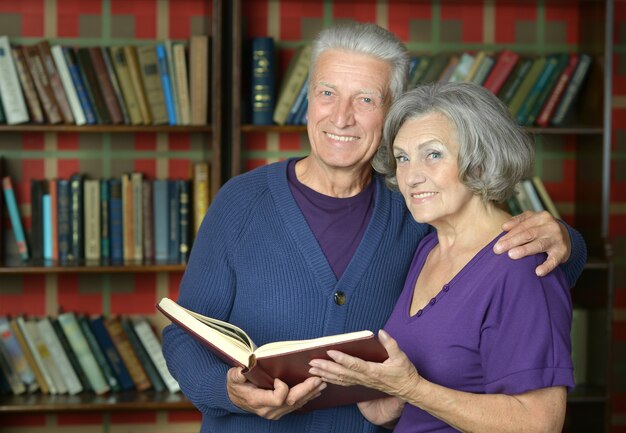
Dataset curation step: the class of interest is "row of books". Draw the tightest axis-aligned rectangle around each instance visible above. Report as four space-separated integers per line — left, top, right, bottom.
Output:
0 35 209 126
407 50 592 127
0 314 180 396
507 176 561 219
2 162 211 265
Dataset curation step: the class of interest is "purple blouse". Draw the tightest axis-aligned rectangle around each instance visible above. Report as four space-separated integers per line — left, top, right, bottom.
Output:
385 231 574 433
287 159 374 278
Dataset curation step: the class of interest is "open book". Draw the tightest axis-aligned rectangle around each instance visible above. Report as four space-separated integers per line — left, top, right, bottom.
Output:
157 297 389 410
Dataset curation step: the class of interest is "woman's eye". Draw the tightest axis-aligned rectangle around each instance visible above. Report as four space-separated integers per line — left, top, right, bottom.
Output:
395 155 408 163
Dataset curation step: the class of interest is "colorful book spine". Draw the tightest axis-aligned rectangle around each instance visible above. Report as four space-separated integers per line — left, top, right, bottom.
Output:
42 192 52 260
69 173 85 262
0 36 29 124
23 45 62 124
88 47 123 124
84 179 101 261
0 317 38 392
77 315 120 392
76 47 111 124
536 53 579 128
51 44 86 125
100 179 110 261
10 45 44 123
56 179 71 263
100 46 131 124
89 316 135 391
156 44 177 125
2 177 29 261
62 47 97 125
108 178 123 263
168 179 180 263
251 37 275 125
120 318 165 392
153 179 169 261
178 179 191 263
36 40 74 124
550 53 593 126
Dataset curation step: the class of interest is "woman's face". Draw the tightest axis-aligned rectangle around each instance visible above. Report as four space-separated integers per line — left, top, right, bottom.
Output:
393 113 475 227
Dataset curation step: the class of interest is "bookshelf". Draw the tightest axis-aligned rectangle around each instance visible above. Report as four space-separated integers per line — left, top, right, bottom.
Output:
0 0 224 424
226 1 614 433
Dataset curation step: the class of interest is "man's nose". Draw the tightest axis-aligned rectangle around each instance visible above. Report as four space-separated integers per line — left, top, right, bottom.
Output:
329 97 356 128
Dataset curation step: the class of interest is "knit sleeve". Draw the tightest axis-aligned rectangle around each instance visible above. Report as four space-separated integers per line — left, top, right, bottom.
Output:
557 220 587 288
161 175 254 416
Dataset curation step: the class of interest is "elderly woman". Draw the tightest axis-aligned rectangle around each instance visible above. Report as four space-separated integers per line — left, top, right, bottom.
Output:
309 82 574 433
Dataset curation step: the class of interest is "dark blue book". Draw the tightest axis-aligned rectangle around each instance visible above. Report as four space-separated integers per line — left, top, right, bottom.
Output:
285 76 308 125
89 316 135 391
100 179 110 261
56 179 71 263
30 179 45 262
156 44 177 125
62 47 97 125
75 47 111 124
78 315 120 392
550 53 592 126
178 179 191 263
69 173 84 263
108 178 123 264
120 317 165 392
250 37 275 125
153 179 169 262
167 180 180 263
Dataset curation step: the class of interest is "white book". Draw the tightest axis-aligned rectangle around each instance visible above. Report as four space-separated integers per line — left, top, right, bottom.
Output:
51 44 86 125
37 318 83 395
132 317 180 393
16 317 58 394
84 179 101 261
57 312 110 395
0 36 29 124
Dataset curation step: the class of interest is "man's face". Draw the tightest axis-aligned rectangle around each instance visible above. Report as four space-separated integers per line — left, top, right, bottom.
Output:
306 49 392 173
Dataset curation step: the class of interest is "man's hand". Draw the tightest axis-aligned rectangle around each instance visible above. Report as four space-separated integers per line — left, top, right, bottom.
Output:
494 210 571 277
226 367 326 420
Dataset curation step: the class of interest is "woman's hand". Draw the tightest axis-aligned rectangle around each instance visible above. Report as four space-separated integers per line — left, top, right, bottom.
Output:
357 396 405 428
309 330 421 400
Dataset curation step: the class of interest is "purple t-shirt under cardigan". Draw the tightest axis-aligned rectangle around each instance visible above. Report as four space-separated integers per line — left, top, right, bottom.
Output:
385 231 575 433
288 159 375 278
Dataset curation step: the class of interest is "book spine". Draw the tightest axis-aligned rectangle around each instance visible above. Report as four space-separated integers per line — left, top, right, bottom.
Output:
23 45 62 124
108 178 124 263
2 177 29 261
37 318 83 395
76 47 111 124
178 179 191 263
137 45 168 125
165 40 181 124
89 317 135 391
10 45 44 123
62 47 97 125
121 173 134 261
84 179 101 261
88 47 123 124
17 318 59 394
100 179 110 261
536 54 579 128
285 76 308 125
132 318 180 393
482 50 520 96
173 43 191 125
251 37 275 125
131 172 144 262
56 179 71 263
69 173 85 263
192 161 210 236
0 317 37 392
123 46 152 124
142 179 154 261
156 43 177 125
104 317 152 391
30 179 44 262
109 46 143 125
57 312 110 395
77 315 120 392
42 191 52 260
168 179 180 263
153 179 169 261
515 57 558 125
0 36 29 124
10 319 48 393
120 318 165 392
100 46 131 124
0 338 26 394
49 179 58 261
550 53 592 126
51 317 92 392
189 35 209 125
273 44 311 125
51 44 86 125
36 40 74 124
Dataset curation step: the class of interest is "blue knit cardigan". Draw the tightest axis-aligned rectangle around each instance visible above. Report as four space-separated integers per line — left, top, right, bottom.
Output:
162 159 586 433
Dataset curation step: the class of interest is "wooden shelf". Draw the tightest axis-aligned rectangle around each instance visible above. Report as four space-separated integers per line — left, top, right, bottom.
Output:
0 261 186 274
0 125 212 133
0 391 195 413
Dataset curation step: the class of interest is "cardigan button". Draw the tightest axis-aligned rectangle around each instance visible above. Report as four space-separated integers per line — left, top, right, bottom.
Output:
334 291 346 305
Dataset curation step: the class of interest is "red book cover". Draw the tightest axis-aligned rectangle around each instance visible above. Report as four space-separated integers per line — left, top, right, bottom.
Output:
535 54 579 127
22 45 62 124
36 40 74 124
482 50 520 95
88 47 124 124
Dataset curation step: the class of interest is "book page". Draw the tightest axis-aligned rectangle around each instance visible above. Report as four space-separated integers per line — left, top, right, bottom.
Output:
254 330 374 358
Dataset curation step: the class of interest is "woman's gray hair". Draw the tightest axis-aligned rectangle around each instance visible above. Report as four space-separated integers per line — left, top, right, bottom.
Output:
372 82 534 203
310 22 409 103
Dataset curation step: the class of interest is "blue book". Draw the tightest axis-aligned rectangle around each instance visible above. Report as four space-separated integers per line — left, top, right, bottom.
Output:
156 44 177 125
250 37 275 125
168 180 180 263
42 193 52 260
285 76 308 125
108 178 123 264
2 177 29 261
100 179 110 261
516 55 559 125
56 179 71 263
121 318 165 392
153 179 169 262
62 47 97 125
88 317 134 391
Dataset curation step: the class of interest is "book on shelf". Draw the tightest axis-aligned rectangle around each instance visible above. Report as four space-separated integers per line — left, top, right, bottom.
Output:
57 178 71 263
37 317 83 395
0 317 38 393
36 40 74 124
57 312 110 395
69 173 85 262
172 42 191 125
124 45 152 124
110 46 143 125
535 53 580 128
48 179 59 261
100 46 131 125
524 53 570 126
10 318 49 394
515 54 564 125
550 53 592 126
436 54 459 82
88 47 124 124
153 179 169 262
100 179 110 261
16 316 62 394
89 316 135 391
521 179 544 212
30 179 45 262
192 161 210 236
530 176 561 219
50 317 92 392
142 179 155 261
42 185 52 260
120 317 166 392
0 335 26 395
137 44 168 125
250 36 275 125
131 317 180 393
463 50 487 83
156 43 177 125
23 44 62 124
285 75 308 125
77 315 120 392
131 172 144 262
76 47 111 124
408 54 432 88
157 297 389 410
507 57 547 118
498 56 533 106
51 44 86 125
447 52 475 83
2 176 29 261
61 46 97 125
482 49 519 96
273 44 312 126
469 53 495 85
164 40 181 124
104 316 152 391
168 179 181 263
419 52 450 84
178 179 191 263
189 35 209 126
513 181 534 213
10 44 44 124
121 173 135 261
0 36 30 124
84 178 101 261
108 177 124 263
